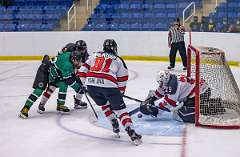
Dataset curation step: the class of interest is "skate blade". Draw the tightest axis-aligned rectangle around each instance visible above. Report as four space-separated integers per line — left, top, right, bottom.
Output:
132 139 142 146
74 106 87 109
18 113 27 119
37 109 44 114
57 111 70 115
114 133 120 138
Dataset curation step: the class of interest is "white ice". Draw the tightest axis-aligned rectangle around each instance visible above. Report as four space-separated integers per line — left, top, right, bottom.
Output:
0 61 240 157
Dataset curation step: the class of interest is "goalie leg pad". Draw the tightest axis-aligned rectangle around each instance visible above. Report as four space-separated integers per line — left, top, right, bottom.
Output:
178 106 195 123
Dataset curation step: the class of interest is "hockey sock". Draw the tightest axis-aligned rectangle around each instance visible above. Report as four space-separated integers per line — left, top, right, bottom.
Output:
41 85 57 105
101 103 116 121
25 88 44 108
57 91 67 106
115 109 133 129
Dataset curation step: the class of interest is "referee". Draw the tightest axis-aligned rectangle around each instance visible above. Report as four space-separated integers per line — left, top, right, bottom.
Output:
168 18 187 70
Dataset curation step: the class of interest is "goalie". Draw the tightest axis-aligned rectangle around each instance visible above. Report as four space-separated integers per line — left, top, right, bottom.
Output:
139 70 225 123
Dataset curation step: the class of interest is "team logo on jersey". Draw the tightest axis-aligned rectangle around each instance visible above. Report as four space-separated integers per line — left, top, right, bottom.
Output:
38 82 44 88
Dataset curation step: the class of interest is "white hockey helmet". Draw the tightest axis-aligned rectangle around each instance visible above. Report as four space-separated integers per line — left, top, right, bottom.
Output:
156 70 171 86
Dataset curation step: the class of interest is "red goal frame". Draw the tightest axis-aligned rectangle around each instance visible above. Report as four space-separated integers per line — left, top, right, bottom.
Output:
187 45 240 129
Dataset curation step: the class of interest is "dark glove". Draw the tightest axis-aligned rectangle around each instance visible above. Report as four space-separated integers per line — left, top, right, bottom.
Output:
141 96 157 106
140 104 159 117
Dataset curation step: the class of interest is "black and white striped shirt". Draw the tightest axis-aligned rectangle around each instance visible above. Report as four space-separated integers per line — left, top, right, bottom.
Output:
168 25 185 44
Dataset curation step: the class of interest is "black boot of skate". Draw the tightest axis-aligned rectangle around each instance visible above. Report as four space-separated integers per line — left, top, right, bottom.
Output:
74 96 87 109
57 105 70 114
111 118 120 138
125 126 142 146
37 103 45 114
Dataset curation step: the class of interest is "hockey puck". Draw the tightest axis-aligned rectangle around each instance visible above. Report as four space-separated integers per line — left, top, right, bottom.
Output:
137 113 142 118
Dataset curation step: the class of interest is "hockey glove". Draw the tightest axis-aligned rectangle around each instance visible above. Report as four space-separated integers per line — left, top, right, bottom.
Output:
140 104 159 117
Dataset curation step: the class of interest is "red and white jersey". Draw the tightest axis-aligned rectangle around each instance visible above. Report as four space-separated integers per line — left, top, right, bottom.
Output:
78 52 128 92
154 74 208 107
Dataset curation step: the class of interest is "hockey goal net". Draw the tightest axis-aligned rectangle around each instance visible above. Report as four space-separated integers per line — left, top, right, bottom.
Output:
187 45 240 128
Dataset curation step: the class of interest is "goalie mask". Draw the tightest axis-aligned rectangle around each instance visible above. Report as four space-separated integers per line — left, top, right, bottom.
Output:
103 39 118 55
156 70 171 87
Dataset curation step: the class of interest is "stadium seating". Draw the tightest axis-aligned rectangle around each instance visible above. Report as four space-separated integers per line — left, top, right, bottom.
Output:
82 0 203 31
0 0 72 32
207 0 240 32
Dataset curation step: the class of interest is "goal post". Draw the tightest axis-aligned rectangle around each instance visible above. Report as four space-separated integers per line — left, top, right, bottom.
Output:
187 45 240 129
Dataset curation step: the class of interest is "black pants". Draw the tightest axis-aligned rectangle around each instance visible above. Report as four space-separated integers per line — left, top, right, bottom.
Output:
169 41 187 67
87 85 126 110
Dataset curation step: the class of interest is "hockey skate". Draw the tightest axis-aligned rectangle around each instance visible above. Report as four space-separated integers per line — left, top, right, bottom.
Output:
57 105 70 114
111 118 120 138
74 96 87 109
19 106 29 119
125 126 142 146
37 103 45 114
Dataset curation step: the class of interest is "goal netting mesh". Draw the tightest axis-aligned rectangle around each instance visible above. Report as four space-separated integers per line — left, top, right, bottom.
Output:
187 46 240 128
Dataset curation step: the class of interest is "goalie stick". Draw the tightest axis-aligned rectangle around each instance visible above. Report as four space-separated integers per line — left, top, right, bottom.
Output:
123 95 185 116
123 95 143 116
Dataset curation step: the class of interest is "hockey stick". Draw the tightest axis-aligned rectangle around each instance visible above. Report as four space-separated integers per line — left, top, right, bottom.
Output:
123 95 143 116
77 78 98 119
82 89 98 119
123 95 143 103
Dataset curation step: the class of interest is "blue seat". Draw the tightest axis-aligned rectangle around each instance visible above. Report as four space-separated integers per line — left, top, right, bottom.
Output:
0 14 14 20
119 23 130 31
17 24 42 31
43 14 61 20
129 3 142 10
41 24 56 31
0 24 4 31
118 3 129 10
155 23 167 31
155 12 166 18
142 4 153 10
3 24 16 31
153 4 165 9
132 12 143 19
142 23 155 31
121 13 132 19
130 23 142 31
144 13 154 19
95 23 108 31
82 23 95 31
108 23 119 31
19 6 43 14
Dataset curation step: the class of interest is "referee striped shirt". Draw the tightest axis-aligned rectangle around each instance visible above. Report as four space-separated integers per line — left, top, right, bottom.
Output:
168 25 185 44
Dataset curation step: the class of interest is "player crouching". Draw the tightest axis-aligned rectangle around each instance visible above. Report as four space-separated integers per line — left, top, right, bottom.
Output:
139 70 225 123
37 40 89 114
19 50 86 119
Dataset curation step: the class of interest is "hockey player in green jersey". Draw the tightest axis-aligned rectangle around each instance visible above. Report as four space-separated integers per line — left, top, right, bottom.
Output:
19 50 85 119
37 40 89 113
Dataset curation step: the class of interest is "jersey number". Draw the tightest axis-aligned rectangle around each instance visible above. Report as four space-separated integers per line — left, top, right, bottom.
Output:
90 57 112 73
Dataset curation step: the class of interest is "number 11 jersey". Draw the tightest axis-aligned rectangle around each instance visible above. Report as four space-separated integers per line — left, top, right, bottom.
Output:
79 52 128 92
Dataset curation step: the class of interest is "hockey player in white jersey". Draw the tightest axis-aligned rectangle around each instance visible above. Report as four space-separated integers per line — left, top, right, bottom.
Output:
140 70 211 123
79 39 142 145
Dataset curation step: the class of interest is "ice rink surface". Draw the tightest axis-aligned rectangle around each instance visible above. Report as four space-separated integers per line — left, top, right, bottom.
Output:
0 61 240 157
